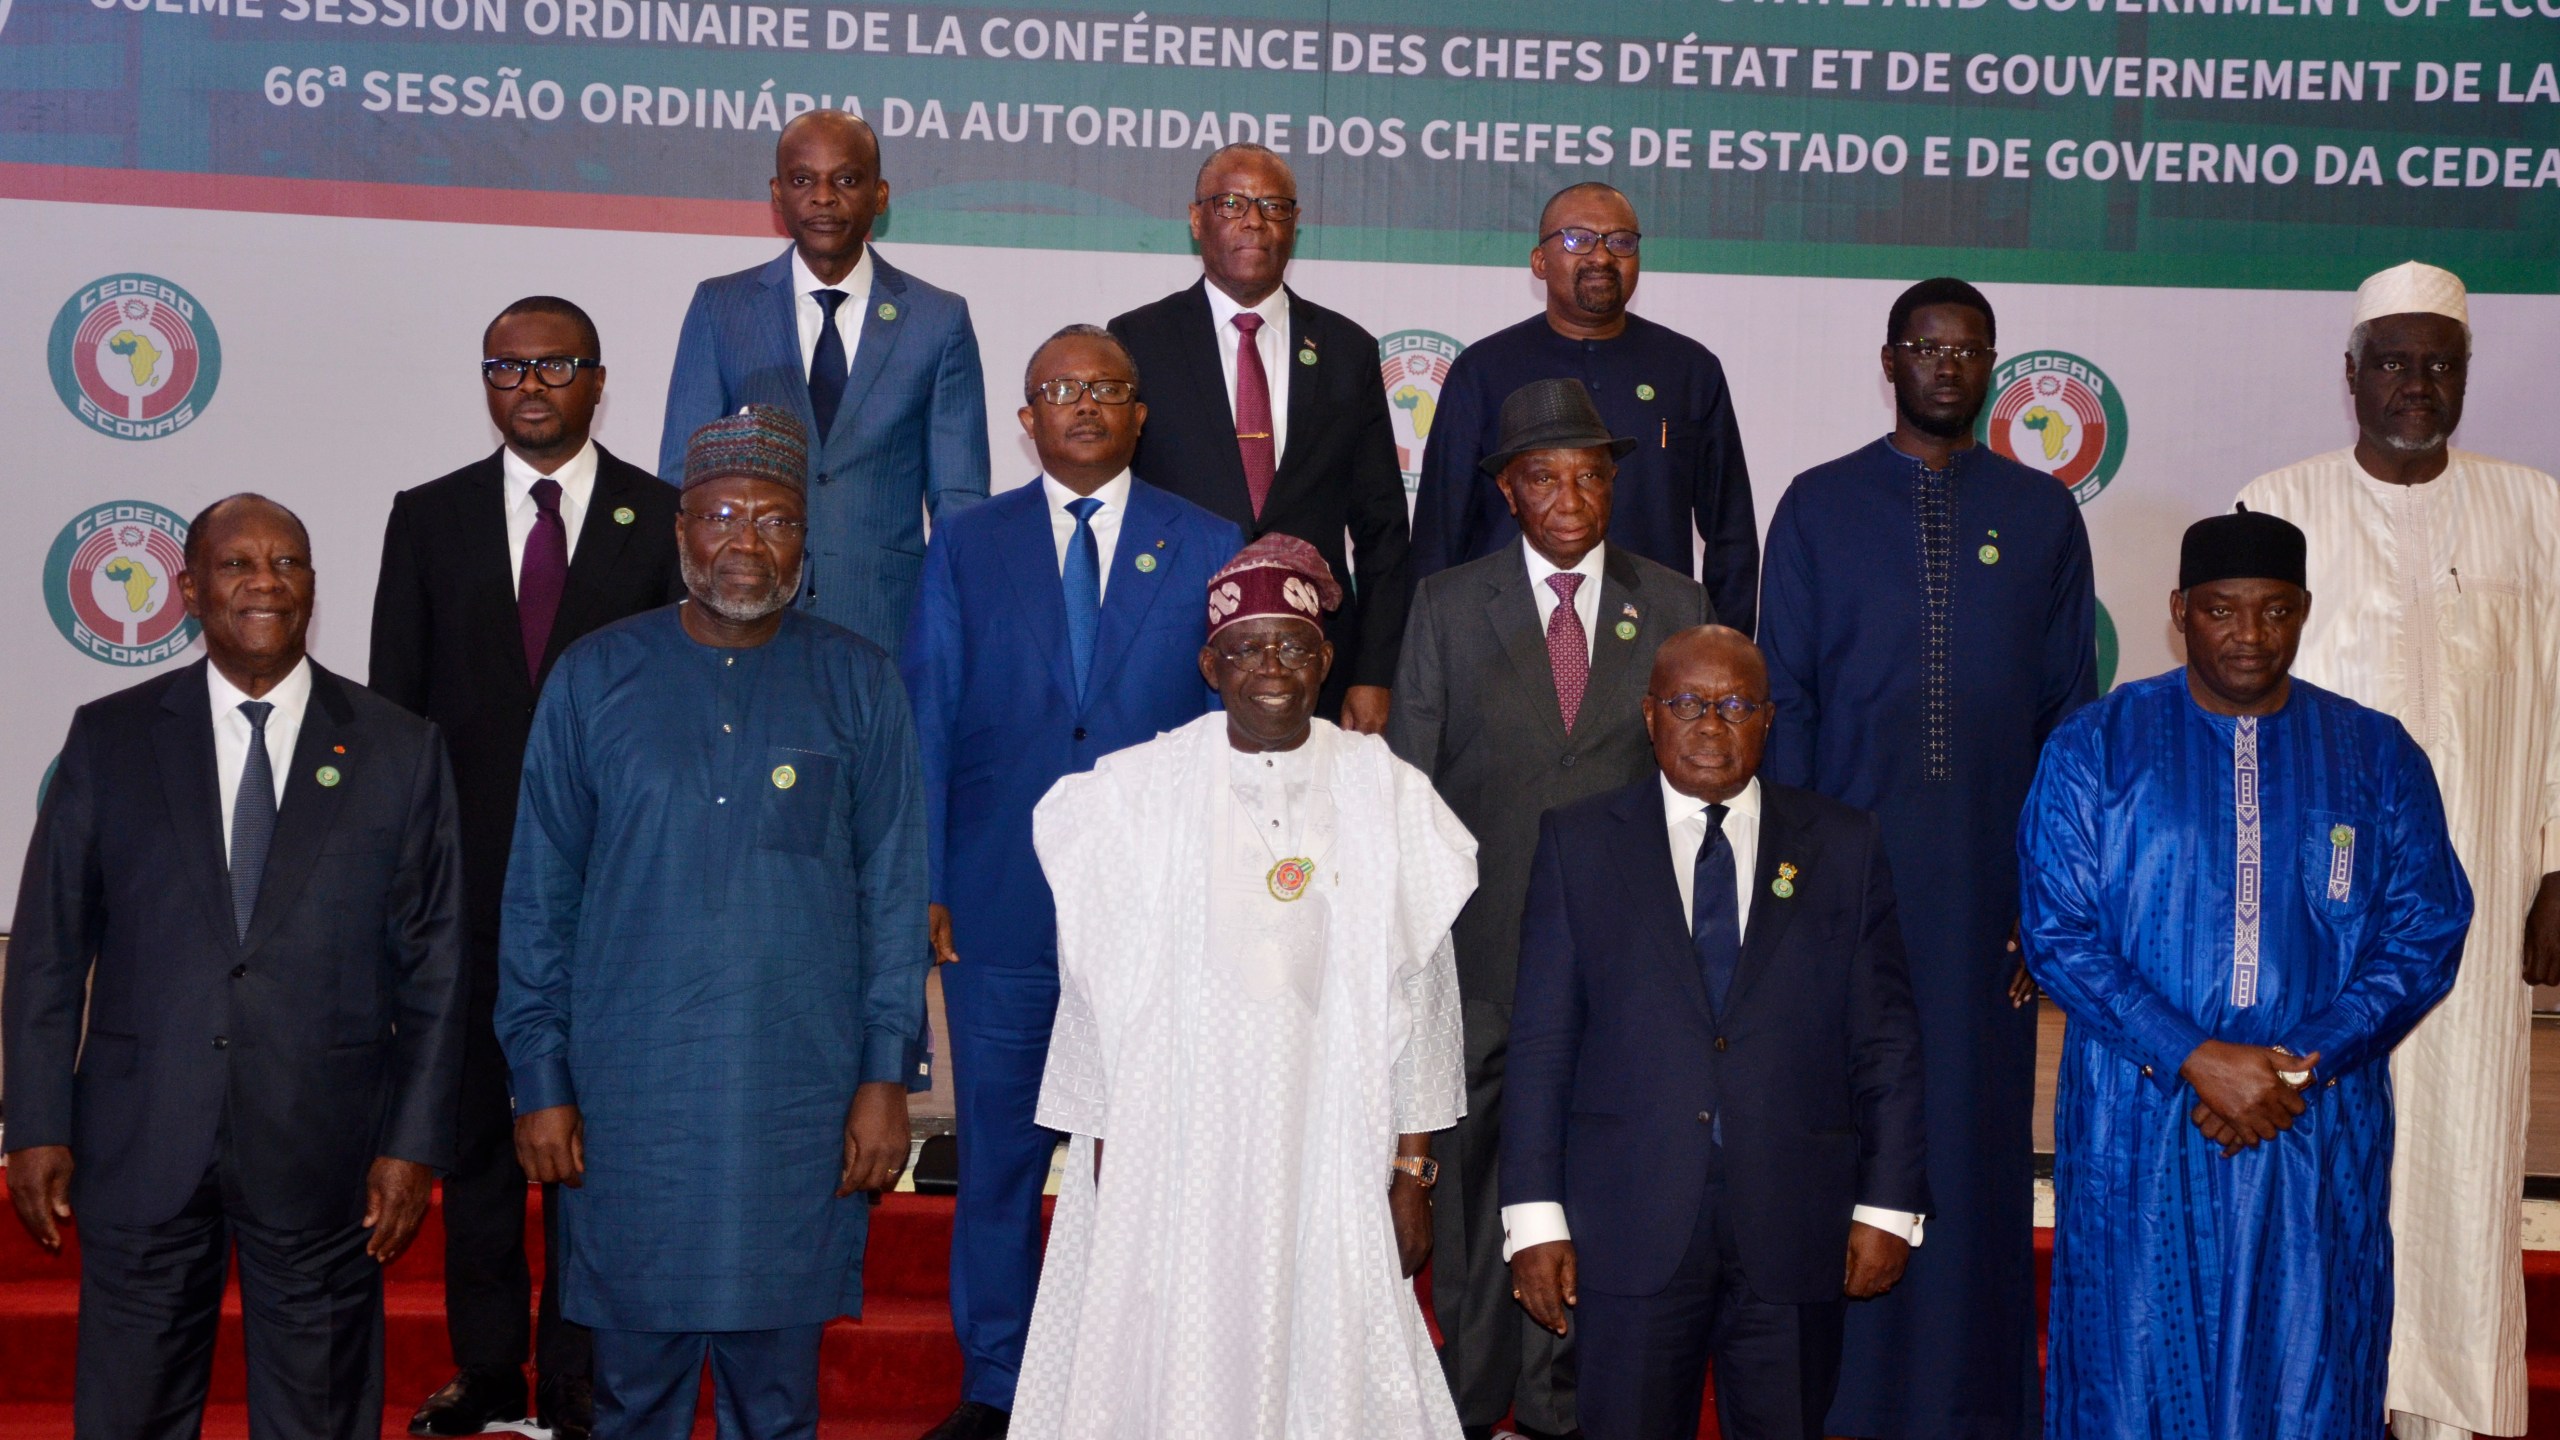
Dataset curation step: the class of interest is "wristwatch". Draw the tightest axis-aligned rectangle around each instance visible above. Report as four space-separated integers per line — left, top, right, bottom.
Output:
1390 1156 1440 1189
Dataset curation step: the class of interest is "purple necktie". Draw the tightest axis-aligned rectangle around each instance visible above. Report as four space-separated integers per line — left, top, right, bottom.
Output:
1231 312 1277 520
520 477 568 684
1546 572 1589 733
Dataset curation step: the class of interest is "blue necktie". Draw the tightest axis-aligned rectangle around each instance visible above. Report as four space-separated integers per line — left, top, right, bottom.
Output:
807 287 850 438
1693 803 1740 1015
230 699 276 942
1063 496 1103 704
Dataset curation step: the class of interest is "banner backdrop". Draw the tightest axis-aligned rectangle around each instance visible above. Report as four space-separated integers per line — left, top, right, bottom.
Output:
2 0 2556 917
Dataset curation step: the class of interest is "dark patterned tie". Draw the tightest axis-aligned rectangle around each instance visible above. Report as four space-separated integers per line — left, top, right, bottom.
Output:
1063 497 1103 703
1545 572 1589 733
1230 312 1276 520
808 287 850 438
230 699 276 942
1693 803 1740 1014
519 477 568 684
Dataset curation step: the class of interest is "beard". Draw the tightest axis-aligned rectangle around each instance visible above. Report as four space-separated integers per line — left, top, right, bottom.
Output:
1571 266 1625 315
2373 423 2449 454
681 549 803 624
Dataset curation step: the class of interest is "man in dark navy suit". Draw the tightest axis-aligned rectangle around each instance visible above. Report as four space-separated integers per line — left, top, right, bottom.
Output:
6 494 468 1440
899 325 1242 1440
1503 626 1927 1440
371 296 683 1439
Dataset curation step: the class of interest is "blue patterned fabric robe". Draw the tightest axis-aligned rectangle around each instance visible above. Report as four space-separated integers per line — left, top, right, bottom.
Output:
497 606 928 1332
2019 671 2471 1440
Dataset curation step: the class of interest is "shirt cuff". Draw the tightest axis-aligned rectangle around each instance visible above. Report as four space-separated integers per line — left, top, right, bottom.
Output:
860 1027 914 1088
509 1056 576 1116
1851 1205 1925 1246
1500 1201 1572 1262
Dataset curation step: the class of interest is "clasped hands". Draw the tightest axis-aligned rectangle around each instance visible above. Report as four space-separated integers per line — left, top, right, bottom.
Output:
2179 1038 2320 1158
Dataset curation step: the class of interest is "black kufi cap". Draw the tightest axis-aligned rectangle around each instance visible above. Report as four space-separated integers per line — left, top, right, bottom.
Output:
2180 504 2307 590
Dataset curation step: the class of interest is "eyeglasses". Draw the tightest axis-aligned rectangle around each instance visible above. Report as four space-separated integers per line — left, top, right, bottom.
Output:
1196 192 1300 222
1649 692 1769 726
481 356 600 390
1541 227 1641 257
1030 378 1138 406
1215 637 1322 672
1887 339 1997 364
679 506 808 541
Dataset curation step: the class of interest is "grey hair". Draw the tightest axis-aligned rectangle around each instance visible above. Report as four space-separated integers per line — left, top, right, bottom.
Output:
1023 323 1142 399
1194 143 1292 197
2348 318 2472 364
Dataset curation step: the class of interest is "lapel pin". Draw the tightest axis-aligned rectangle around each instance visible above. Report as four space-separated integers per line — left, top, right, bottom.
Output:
1979 544 2000 565
1614 619 1637 640
1771 862 1798 899
1636 383 1657 401
316 765 342 788
1297 347 1317 366
877 301 898 322
332 744 345 754
614 506 636 526
1135 553 1158 573
772 764 798 790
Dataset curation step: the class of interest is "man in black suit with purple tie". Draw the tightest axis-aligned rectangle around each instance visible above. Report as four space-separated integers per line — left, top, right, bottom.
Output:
368 296 684 1439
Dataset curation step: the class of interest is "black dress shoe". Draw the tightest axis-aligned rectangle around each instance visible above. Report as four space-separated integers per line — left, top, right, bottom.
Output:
916 1401 1011 1440
409 1367 531 1436
538 1374 594 1440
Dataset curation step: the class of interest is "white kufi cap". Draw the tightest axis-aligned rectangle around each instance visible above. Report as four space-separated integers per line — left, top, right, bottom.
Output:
2353 261 2468 328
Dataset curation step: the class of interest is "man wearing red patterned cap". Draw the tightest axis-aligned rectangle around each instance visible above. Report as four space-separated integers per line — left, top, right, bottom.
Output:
1009 533 1480 1440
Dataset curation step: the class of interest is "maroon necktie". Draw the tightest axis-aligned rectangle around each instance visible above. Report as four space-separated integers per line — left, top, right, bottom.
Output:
1546 572 1589 732
519 476 568 684
1230 312 1277 519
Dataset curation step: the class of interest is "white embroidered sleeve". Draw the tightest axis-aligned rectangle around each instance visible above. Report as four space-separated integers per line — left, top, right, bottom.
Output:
1391 934 1466 1133
1035 966 1110 1138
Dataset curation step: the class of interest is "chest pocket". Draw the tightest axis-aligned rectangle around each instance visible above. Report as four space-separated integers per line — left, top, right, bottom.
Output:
757 748 843 857
2301 808 2372 919
2442 575 2528 676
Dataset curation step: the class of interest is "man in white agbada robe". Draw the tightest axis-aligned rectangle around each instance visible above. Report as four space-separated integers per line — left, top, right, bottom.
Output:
1014 533 1478 1440
2239 260 2560 1440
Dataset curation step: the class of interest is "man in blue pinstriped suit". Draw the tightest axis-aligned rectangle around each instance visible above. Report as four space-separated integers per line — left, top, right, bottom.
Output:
660 109 991 654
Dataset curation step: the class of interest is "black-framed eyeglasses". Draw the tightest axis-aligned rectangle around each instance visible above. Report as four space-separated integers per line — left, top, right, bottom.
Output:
1887 339 1996 365
1541 227 1641 257
1196 192 1300 222
679 506 808 541
481 356 600 390
1030 378 1138 406
1215 637 1321 672
1649 692 1769 726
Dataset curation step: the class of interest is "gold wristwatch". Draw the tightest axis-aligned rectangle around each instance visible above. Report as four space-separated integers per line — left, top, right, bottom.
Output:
1391 1156 1440 1188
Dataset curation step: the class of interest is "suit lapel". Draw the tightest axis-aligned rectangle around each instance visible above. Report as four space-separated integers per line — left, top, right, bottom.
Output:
1173 282 1258 526
1586 548 1647 720
1606 780 1715 1023
152 663 236 952
995 485 1081 710
462 455 535 686
1082 482 1184 705
1268 290 1320 500
757 249 823 440
1484 550 1570 750
833 253 911 447
1724 785 1825 1019
242 666 357 954
543 450 645 676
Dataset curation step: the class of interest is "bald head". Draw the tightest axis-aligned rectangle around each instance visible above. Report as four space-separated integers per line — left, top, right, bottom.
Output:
776 108 878 170
1645 626 1770 803
1538 181 1631 237
1650 625 1764 696
771 109 888 284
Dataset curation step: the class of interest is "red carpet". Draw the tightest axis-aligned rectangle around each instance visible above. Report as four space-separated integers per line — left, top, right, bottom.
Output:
2 1176 2558 1437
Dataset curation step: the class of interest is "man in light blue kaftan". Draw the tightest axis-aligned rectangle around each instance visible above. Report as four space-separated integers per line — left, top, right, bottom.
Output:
498 406 929 1439
2018 507 2470 1440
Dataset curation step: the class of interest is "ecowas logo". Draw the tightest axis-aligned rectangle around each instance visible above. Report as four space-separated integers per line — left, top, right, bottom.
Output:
1378 330 1464 494
44 501 199 666
1977 350 2127 505
48 275 222 441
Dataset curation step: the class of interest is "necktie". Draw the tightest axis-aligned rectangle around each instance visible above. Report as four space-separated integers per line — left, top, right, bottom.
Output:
1693 803 1740 1015
1545 572 1589 733
231 699 276 942
519 477 568 684
1230 312 1276 520
1063 497 1103 704
808 287 850 439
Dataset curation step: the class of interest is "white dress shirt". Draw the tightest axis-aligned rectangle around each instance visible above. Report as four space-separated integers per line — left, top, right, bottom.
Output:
1500 771 1925 1259
208 657 313 866
1042 470 1132 604
791 244 875 382
1521 540 1605 662
500 439 596 590
1203 283 1291 468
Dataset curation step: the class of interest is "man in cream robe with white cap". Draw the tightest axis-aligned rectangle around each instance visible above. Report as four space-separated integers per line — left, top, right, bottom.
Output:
2240 261 2560 1440
1012 532 1478 1440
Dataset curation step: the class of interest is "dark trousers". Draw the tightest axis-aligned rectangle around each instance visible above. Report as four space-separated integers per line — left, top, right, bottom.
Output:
1434 998 1574 1433
941 961 1060 1411
591 1324 825 1440
1574 1175 1846 1440
445 984 589 1386
75 1166 383 1440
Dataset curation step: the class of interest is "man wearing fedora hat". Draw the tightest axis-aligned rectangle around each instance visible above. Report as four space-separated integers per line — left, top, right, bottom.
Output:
1390 377 1711 1440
